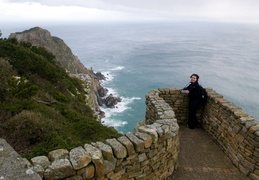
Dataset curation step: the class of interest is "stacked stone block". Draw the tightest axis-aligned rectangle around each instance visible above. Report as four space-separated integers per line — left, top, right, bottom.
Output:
155 88 189 124
6 86 257 179
24 89 179 180
201 88 259 180
158 87 259 180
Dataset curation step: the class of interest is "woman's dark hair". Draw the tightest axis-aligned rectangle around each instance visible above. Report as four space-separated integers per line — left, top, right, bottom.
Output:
190 73 199 81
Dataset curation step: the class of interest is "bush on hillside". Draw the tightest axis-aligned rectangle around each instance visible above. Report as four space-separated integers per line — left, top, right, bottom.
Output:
0 38 122 159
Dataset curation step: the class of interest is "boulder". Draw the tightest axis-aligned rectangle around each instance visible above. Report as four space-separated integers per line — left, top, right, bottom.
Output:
48 149 69 162
44 159 76 180
0 139 42 180
94 72 106 81
104 94 122 108
105 138 127 159
69 146 92 170
31 156 50 168
77 164 95 179
98 87 108 97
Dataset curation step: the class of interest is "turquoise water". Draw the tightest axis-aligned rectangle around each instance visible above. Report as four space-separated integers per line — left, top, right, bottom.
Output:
2 22 259 133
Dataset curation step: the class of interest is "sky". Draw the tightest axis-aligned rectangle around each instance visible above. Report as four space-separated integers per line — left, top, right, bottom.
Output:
1 0 259 24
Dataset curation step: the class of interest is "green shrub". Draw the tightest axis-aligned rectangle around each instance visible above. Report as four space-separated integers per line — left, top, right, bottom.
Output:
0 38 122 159
6 110 50 144
8 76 39 99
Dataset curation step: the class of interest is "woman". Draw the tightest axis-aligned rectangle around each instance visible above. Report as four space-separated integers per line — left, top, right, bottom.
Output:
182 74 201 129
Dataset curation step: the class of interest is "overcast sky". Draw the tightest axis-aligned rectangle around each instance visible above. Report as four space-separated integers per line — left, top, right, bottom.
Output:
1 0 259 23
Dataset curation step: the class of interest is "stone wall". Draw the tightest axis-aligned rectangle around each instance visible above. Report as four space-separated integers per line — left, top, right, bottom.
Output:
3 86 258 180
201 88 259 180
157 87 259 180
7 88 179 180
155 88 189 125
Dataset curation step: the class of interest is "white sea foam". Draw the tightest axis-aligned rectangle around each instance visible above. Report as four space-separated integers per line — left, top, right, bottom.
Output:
101 96 141 128
101 66 124 84
105 87 118 97
101 71 114 83
111 66 125 71
99 65 141 129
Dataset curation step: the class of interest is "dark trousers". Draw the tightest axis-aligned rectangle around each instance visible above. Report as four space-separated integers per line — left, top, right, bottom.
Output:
188 100 200 129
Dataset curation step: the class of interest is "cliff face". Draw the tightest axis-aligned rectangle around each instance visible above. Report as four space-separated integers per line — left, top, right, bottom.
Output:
9 27 87 74
9 27 101 113
8 27 122 119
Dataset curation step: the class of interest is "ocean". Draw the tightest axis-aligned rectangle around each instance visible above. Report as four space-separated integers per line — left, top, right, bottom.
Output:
2 22 259 133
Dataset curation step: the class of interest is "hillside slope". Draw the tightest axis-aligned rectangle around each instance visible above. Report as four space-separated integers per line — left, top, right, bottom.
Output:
0 37 121 159
9 27 104 112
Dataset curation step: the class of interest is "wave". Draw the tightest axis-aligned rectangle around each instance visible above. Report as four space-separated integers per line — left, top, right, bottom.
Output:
111 66 125 71
101 71 114 83
100 66 124 84
99 65 140 129
100 95 141 128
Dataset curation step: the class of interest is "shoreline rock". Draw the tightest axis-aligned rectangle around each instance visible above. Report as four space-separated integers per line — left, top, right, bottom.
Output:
93 72 122 109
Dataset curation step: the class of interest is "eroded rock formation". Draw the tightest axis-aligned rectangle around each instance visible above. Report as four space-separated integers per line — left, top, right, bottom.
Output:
9 27 122 119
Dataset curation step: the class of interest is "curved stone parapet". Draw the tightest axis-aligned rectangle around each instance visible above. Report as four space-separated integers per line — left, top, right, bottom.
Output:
201 88 259 180
4 87 257 179
158 87 259 180
1 88 179 180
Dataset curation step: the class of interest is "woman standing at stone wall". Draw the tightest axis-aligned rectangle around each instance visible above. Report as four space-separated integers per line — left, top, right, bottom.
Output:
181 74 201 129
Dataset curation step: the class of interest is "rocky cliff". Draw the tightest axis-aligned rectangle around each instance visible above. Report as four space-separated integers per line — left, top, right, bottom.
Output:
9 27 121 119
9 27 87 75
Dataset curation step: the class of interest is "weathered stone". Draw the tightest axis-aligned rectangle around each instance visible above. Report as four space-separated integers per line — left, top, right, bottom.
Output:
104 94 122 108
84 144 107 177
134 132 153 148
98 86 108 97
161 124 170 134
160 110 175 119
66 175 83 180
148 123 164 137
147 149 158 158
126 132 145 152
44 159 76 180
109 169 126 180
77 163 95 179
31 156 50 168
105 138 127 159
70 146 91 170
32 165 44 178
0 139 42 180
156 119 176 126
250 124 259 134
100 159 117 176
235 134 245 144
245 119 258 129
138 126 158 143
48 149 69 162
138 153 148 163
94 141 114 161
117 136 136 156
249 173 259 180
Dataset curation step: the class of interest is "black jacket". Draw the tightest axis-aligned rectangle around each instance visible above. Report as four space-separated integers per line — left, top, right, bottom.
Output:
184 82 201 101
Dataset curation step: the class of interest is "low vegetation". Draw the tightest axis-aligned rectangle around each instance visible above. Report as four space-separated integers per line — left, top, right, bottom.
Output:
0 38 121 159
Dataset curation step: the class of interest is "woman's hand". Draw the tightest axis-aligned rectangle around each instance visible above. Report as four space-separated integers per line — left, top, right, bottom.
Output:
180 90 189 94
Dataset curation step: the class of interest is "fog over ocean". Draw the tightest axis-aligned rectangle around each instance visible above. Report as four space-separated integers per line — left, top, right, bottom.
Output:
2 22 259 133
